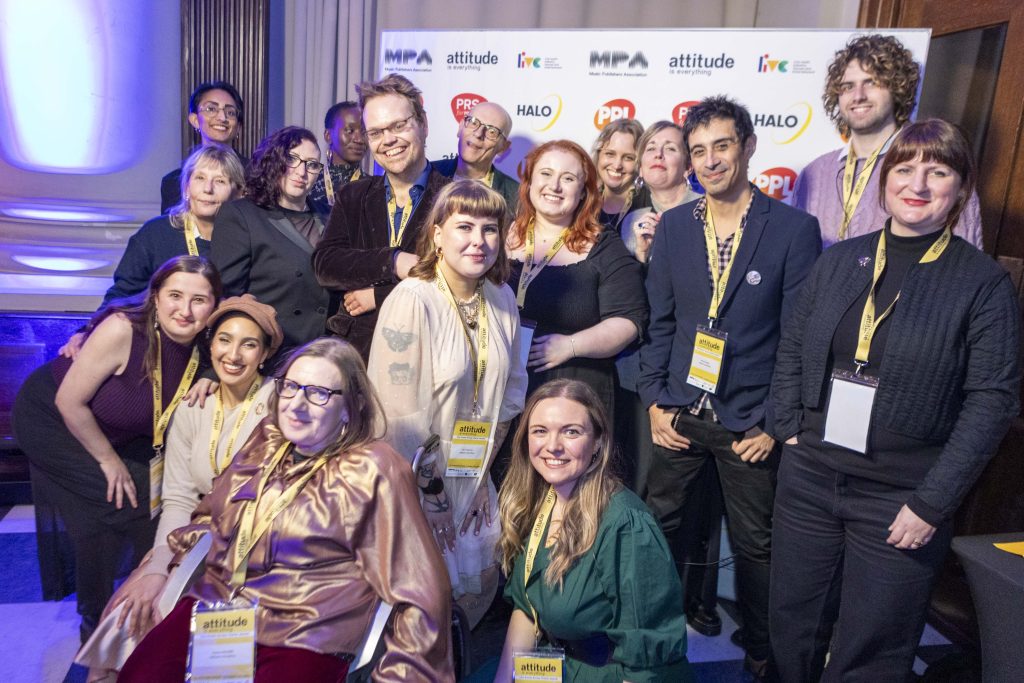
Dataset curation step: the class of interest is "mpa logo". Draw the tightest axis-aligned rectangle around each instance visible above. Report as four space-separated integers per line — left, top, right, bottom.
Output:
757 53 789 73
594 99 636 129
753 102 812 145
515 94 563 132
588 51 648 76
383 48 432 66
754 167 798 201
672 100 701 126
451 94 486 124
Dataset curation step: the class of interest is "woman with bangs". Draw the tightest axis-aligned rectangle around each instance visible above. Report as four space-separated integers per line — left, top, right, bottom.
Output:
590 118 644 232
506 140 647 418
493 379 692 682
369 179 527 626
769 120 1020 681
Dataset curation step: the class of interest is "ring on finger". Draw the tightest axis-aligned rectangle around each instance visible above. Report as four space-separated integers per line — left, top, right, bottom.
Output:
471 510 479 517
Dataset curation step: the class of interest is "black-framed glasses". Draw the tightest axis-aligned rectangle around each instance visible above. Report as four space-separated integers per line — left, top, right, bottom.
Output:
463 115 505 142
286 153 324 174
197 103 240 120
364 114 416 142
274 377 343 405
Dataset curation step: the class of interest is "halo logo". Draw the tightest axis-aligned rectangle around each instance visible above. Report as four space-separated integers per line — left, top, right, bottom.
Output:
672 100 701 126
754 167 798 200
594 99 636 129
515 94 563 132
451 94 486 124
753 102 812 145
383 49 432 66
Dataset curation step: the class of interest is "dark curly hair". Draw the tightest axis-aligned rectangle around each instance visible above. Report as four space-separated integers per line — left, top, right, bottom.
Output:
246 126 319 210
682 95 755 150
824 34 920 138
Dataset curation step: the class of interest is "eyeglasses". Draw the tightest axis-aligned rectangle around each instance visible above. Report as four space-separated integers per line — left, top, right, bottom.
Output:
197 103 240 120
463 115 505 142
274 377 343 406
364 115 416 142
286 153 324 174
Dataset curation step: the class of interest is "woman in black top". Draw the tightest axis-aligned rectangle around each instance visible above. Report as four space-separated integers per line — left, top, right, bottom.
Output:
211 127 336 357
591 118 644 232
506 139 647 417
768 120 1020 682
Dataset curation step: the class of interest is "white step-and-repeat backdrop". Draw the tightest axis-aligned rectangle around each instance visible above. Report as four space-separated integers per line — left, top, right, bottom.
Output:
378 29 930 201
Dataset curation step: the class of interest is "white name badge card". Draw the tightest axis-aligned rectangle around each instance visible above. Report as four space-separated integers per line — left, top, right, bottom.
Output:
686 326 728 394
149 453 164 519
445 419 493 478
513 648 565 682
823 370 878 454
520 318 537 370
187 599 257 682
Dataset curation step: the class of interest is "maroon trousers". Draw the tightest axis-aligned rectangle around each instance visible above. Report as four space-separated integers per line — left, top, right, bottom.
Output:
119 598 351 682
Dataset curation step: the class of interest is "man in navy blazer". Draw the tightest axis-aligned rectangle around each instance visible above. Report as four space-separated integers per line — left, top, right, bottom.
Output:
638 96 821 678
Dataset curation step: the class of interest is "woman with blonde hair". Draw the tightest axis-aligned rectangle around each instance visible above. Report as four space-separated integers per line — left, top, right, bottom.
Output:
590 118 644 231
493 378 692 682
369 179 527 626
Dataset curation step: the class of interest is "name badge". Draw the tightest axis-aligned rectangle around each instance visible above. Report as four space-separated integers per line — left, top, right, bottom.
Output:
686 326 728 394
188 599 257 682
823 370 878 454
149 453 164 519
445 419 493 478
520 318 538 370
513 648 565 682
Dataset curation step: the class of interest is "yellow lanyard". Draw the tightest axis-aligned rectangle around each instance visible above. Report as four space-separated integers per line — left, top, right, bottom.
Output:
183 214 201 256
839 133 895 242
386 194 414 248
151 340 200 452
854 227 951 370
323 167 362 208
482 168 494 188
523 485 557 641
516 223 569 308
229 442 330 587
207 378 263 476
435 267 489 415
702 208 743 324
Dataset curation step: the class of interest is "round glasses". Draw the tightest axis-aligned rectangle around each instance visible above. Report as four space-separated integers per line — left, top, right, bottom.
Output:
463 115 505 142
274 377 343 405
286 153 324 174
197 103 240 120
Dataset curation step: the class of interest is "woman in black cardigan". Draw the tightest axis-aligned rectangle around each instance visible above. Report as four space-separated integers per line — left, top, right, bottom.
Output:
768 120 1020 682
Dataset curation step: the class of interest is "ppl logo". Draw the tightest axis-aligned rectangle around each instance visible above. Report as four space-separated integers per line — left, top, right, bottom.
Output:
753 102 812 144
672 100 701 126
516 94 563 132
518 51 542 69
754 167 798 200
757 54 789 73
594 99 636 129
451 93 486 124
383 49 432 66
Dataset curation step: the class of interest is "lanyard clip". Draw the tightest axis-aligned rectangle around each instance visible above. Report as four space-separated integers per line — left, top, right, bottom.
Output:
707 317 717 330
853 360 868 376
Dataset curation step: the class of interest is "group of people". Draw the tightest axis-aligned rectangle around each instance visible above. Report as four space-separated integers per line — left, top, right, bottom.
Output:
10 32 1019 682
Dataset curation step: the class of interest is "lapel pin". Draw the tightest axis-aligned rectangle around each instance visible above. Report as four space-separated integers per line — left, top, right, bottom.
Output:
858 256 871 267
746 270 762 285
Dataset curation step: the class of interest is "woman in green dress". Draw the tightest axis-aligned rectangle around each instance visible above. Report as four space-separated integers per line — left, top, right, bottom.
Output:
494 379 693 683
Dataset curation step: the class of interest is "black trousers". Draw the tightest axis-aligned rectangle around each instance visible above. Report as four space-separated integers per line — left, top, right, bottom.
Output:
645 410 778 660
13 364 156 629
770 444 952 682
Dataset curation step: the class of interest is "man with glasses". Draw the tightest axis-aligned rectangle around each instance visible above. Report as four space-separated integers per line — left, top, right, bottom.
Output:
638 96 820 680
313 74 450 360
308 101 367 214
160 81 245 213
434 101 518 214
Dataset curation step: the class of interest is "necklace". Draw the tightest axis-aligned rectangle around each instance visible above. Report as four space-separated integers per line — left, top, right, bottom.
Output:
455 290 482 329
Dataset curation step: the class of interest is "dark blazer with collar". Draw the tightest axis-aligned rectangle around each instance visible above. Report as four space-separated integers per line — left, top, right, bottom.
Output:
432 157 520 216
211 198 335 356
312 168 451 359
638 189 822 433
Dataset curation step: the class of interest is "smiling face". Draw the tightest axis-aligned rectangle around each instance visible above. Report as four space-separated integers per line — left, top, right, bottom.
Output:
188 88 240 145
154 272 216 344
277 356 349 455
327 106 366 165
186 159 235 223
597 131 638 194
527 397 601 500
276 138 320 211
210 315 269 395
883 154 962 236
688 117 755 200
458 102 510 170
640 127 688 192
838 60 896 137
528 149 585 227
434 211 501 287
362 93 428 182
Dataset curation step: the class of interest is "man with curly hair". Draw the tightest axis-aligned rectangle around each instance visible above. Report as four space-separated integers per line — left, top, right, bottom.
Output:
791 34 982 249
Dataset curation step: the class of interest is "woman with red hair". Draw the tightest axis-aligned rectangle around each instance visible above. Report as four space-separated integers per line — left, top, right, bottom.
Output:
506 140 647 419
